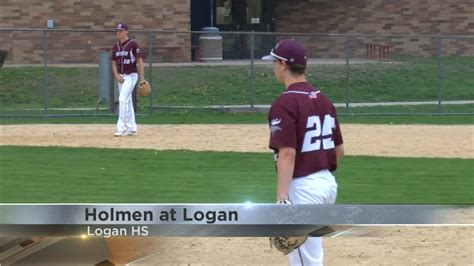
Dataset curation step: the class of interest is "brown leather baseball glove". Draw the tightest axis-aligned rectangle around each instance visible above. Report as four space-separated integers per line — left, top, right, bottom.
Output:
138 80 151 97
270 236 308 255
269 198 307 255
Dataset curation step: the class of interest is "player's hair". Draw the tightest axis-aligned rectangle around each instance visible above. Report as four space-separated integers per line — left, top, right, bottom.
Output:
288 63 306 75
277 59 306 75
278 59 306 75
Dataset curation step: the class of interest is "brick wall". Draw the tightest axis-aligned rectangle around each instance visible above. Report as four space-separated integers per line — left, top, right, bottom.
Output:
0 0 190 64
275 0 474 57
2 0 473 63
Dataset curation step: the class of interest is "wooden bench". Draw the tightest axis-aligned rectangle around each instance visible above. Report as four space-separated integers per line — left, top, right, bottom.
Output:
142 47 181 62
366 43 394 61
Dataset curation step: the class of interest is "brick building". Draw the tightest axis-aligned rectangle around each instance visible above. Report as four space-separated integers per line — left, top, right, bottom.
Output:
1 0 473 64
0 0 190 64
274 0 474 58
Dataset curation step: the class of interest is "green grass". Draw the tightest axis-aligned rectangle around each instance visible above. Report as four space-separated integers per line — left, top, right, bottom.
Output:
0 67 99 108
1 56 473 109
337 103 474 114
1 146 472 204
1 102 473 115
1 107 473 125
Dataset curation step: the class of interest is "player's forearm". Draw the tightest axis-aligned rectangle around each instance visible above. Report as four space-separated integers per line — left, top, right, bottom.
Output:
111 62 120 79
276 148 296 200
137 59 145 81
335 144 345 160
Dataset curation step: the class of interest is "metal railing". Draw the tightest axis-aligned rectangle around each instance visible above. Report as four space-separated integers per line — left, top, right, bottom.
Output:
0 28 473 117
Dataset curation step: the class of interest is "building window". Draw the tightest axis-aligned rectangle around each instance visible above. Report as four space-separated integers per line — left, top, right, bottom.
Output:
216 0 232 25
247 0 261 24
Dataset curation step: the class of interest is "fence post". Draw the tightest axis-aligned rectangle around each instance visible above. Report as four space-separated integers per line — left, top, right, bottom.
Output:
249 31 256 110
43 29 49 116
344 36 351 117
437 37 444 114
147 31 153 114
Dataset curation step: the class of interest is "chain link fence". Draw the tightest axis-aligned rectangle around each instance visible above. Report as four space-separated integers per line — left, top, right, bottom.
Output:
0 28 473 117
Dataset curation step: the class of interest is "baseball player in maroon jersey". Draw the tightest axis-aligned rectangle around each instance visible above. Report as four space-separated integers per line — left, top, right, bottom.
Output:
112 23 145 137
263 39 345 265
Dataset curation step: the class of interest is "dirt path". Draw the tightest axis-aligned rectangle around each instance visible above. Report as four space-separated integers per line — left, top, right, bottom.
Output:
1 123 473 264
1 124 473 158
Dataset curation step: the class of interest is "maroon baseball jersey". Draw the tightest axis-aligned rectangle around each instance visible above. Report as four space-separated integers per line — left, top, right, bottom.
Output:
111 39 142 74
268 82 343 178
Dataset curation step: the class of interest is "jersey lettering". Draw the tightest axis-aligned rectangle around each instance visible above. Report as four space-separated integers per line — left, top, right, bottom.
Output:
112 39 141 74
116 51 129 57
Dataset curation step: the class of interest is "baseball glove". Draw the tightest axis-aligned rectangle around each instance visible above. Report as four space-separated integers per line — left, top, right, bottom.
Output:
270 236 308 255
269 198 308 255
138 81 151 97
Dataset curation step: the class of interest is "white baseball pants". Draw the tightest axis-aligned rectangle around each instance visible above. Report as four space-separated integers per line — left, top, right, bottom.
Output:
288 170 338 266
116 73 138 133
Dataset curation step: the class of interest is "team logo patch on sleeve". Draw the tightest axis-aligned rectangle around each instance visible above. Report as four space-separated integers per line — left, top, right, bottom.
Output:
271 118 281 126
270 118 282 136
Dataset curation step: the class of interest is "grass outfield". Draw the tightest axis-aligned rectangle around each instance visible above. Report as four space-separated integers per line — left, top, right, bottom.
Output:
1 57 473 109
0 146 472 204
1 107 473 125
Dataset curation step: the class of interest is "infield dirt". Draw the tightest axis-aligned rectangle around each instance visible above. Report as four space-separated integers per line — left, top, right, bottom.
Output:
1 124 473 158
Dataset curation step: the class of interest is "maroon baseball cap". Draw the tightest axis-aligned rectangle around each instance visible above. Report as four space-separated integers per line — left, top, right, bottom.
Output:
116 23 129 31
262 39 307 66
